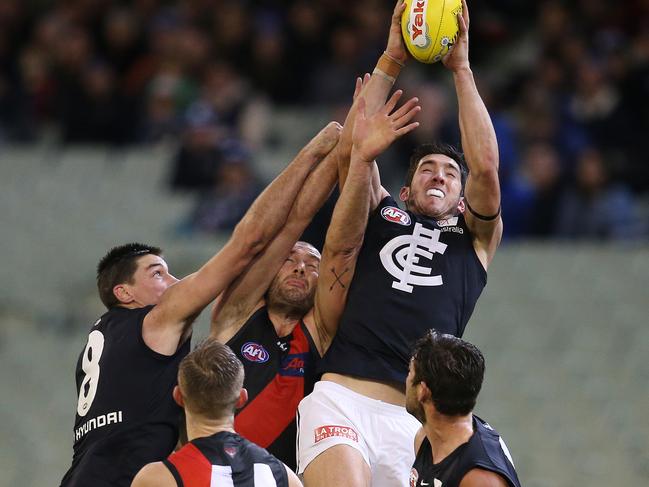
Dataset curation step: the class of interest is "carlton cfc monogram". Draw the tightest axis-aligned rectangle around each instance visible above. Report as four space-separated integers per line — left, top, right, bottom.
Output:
379 223 447 293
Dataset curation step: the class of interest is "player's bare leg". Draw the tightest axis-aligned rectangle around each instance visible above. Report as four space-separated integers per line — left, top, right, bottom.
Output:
303 445 370 487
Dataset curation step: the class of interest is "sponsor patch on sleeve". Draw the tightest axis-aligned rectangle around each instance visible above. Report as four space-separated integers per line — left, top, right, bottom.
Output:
314 425 358 443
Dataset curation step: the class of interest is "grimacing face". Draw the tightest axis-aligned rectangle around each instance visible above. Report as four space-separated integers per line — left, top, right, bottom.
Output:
400 154 464 220
266 242 321 313
118 254 178 307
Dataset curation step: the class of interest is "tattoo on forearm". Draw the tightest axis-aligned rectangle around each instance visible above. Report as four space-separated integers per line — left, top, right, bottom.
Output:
329 268 349 291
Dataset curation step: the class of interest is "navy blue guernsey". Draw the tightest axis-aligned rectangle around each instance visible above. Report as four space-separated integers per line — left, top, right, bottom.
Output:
410 416 521 487
320 196 487 385
60 306 190 487
228 306 320 471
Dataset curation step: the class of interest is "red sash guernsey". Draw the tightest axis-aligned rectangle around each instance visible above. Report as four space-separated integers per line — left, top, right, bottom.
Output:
235 322 310 446
227 307 319 470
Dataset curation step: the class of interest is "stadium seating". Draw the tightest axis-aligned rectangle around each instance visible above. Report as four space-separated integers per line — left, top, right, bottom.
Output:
1 133 648 487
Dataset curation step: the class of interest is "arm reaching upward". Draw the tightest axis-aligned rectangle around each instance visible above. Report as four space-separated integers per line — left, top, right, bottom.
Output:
143 123 341 355
337 1 411 204
443 0 502 268
211 125 341 343
243 121 343 244
311 93 420 353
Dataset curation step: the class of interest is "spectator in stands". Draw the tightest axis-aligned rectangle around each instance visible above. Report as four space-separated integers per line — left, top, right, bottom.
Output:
502 142 563 239
310 23 364 105
199 61 268 150
169 101 224 192
62 60 132 144
555 147 645 240
1 0 648 240
101 7 144 79
189 139 261 234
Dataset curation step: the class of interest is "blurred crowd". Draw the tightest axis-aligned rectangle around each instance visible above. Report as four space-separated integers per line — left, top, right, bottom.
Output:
0 0 647 239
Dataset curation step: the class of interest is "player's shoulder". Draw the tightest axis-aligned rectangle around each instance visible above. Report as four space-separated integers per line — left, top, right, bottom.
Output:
100 305 154 326
466 416 519 486
459 468 511 487
131 461 176 487
378 194 398 208
195 431 284 469
237 432 272 456
236 434 286 469
371 195 413 228
472 416 507 452
225 304 272 346
372 194 401 216
473 415 500 435
88 306 152 342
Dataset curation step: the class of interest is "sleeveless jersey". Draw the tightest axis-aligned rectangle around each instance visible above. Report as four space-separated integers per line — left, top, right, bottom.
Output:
227 306 319 471
410 416 521 487
320 196 487 384
165 431 288 486
60 306 190 487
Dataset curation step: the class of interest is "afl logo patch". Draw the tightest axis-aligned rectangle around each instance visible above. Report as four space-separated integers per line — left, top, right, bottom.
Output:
381 206 411 226
241 342 269 363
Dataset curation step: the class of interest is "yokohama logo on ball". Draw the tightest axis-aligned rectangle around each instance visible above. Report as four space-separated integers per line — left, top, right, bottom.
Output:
408 0 430 48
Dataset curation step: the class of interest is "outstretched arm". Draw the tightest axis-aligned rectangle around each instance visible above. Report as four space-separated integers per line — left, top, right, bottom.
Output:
143 124 341 355
443 0 502 268
211 128 341 343
211 79 372 343
336 1 410 207
311 93 420 354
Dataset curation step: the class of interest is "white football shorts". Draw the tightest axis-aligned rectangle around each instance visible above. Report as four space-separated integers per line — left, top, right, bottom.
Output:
296 380 420 487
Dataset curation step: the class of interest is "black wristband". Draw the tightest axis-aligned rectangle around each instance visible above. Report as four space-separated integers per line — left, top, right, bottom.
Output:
465 199 501 221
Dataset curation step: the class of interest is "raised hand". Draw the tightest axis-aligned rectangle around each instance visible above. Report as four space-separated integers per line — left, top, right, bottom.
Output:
338 73 372 155
386 0 409 65
442 0 470 73
351 90 420 163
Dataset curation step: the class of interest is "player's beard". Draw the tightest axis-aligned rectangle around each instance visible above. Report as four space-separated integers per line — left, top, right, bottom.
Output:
406 395 426 424
266 278 315 318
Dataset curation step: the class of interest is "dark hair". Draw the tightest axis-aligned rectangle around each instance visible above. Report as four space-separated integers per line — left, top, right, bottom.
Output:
178 338 244 418
411 330 484 416
96 243 162 308
404 142 469 189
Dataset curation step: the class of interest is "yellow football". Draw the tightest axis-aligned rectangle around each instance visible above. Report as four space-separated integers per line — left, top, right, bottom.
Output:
401 0 462 64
